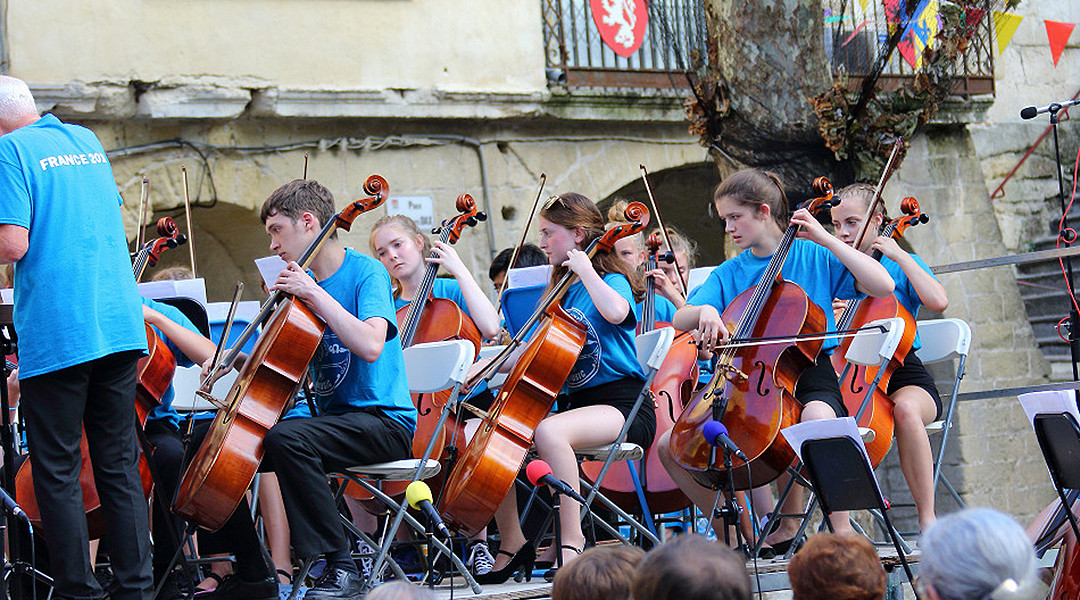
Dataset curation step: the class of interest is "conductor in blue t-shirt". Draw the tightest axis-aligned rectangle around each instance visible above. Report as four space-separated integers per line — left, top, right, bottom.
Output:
0 76 153 600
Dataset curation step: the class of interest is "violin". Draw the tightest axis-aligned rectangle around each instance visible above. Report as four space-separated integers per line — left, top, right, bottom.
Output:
669 178 839 490
832 196 929 467
581 234 697 513
346 194 486 504
174 175 388 531
15 217 186 538
438 202 650 536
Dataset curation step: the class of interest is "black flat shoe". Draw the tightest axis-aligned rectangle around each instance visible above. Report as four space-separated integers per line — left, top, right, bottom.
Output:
304 566 366 600
474 544 536 585
768 537 801 556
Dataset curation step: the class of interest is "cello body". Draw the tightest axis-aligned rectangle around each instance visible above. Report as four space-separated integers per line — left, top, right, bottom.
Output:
1051 526 1080 600
439 302 586 537
831 296 915 467
580 327 697 514
670 281 821 490
174 298 324 531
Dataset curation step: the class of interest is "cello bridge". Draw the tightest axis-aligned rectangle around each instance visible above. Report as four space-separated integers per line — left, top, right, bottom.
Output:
719 363 748 382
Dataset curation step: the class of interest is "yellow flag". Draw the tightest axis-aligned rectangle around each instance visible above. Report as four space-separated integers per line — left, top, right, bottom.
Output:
858 0 869 11
993 11 1024 54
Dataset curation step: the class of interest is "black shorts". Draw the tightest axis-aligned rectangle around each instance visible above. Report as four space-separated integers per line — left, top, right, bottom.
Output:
794 354 848 418
886 348 942 421
567 377 656 449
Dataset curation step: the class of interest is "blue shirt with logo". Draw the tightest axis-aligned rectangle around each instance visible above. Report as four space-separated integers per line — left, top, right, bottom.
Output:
0 114 145 378
309 249 415 432
558 273 644 390
687 238 859 353
880 253 938 350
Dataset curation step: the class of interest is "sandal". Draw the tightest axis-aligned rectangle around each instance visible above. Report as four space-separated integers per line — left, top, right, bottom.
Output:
543 545 583 582
276 569 293 584
195 572 224 592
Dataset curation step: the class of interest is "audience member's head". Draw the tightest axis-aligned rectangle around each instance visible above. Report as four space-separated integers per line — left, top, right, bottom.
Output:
632 535 751 600
788 533 885 600
552 545 644 600
920 508 1039 600
364 580 435 600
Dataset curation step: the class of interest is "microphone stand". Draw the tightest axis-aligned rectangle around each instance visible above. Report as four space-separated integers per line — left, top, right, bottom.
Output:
708 445 744 551
1041 104 1080 404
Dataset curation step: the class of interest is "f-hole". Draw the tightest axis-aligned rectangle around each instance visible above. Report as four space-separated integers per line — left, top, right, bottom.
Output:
849 366 864 395
753 360 771 396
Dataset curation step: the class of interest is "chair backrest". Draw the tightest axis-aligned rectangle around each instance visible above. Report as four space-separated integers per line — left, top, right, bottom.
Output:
635 327 675 374
914 318 971 365
207 300 262 352
170 364 239 412
500 284 545 338
403 340 476 394
686 266 714 297
843 317 906 367
156 297 212 339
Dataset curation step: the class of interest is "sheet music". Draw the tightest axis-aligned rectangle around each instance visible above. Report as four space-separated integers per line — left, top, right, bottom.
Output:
507 265 552 289
255 255 288 292
1019 389 1080 429
781 417 873 467
137 278 208 307
0 288 11 304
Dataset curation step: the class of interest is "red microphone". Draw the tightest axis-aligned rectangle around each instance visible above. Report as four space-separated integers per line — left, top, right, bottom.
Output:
526 460 587 505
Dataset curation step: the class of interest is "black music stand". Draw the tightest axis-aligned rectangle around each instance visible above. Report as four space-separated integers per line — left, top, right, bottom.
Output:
1031 412 1080 550
0 304 52 600
800 434 919 599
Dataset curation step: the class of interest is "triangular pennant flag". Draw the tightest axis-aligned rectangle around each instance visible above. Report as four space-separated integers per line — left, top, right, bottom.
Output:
992 11 1024 54
963 7 986 37
1045 20 1076 66
858 0 869 11
897 0 939 69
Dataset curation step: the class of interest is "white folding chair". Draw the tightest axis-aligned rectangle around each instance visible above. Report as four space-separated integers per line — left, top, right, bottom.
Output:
573 327 675 547
914 318 971 507
837 317 908 442
321 340 481 595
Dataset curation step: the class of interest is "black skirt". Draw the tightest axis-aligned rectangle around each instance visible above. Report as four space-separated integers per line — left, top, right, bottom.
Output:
567 377 656 449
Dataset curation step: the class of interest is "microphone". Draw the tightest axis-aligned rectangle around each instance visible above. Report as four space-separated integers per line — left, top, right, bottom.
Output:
0 485 28 523
702 420 748 461
525 460 587 506
405 481 450 539
1020 99 1080 120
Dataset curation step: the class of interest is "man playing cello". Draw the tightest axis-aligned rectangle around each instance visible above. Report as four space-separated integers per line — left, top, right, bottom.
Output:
188 179 415 600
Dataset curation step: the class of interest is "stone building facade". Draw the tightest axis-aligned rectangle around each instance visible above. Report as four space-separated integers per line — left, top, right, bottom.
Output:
4 0 1079 527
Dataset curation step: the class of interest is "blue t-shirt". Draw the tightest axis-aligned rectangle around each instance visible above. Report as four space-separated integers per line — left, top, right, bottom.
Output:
635 295 678 326
558 273 645 390
880 254 938 350
142 298 197 431
0 114 145 378
395 277 488 399
308 248 415 432
687 238 859 353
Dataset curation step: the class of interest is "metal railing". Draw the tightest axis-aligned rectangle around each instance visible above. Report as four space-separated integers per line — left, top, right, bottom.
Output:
541 0 709 90
823 0 995 96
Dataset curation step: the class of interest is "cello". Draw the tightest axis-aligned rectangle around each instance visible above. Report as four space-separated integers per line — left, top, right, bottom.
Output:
174 175 388 531
438 202 650 537
580 234 697 514
668 179 839 490
345 193 486 503
832 195 929 467
15 217 185 538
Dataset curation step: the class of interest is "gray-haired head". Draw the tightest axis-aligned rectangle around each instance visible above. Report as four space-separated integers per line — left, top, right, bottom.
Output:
0 76 39 134
920 508 1037 600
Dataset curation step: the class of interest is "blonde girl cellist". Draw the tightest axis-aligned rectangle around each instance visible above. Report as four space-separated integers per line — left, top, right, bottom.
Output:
831 183 947 532
657 168 895 548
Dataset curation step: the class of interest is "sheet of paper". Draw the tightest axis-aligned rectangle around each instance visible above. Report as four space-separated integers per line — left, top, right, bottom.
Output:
781 417 882 498
0 289 11 304
1019 389 1080 429
255 255 288 292
137 278 208 307
507 264 552 289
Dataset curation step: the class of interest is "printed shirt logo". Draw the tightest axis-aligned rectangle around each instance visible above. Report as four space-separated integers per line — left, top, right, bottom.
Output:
590 0 648 57
566 306 601 389
311 331 351 399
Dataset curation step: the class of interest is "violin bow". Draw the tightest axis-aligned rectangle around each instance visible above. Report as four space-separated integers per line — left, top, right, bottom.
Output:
853 139 904 251
199 281 245 408
302 153 309 179
494 173 546 313
136 177 150 251
181 166 198 278
640 165 688 296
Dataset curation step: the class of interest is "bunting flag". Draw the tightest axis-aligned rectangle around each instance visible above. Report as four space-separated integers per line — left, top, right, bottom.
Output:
858 0 869 11
1045 20 1076 66
963 7 986 38
896 0 940 69
992 11 1024 55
